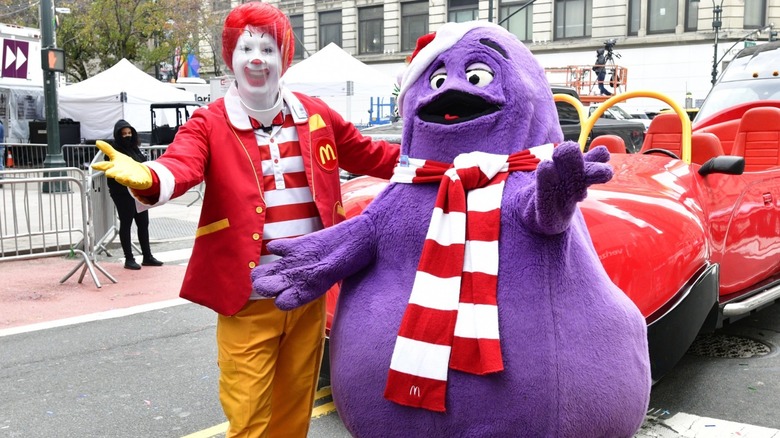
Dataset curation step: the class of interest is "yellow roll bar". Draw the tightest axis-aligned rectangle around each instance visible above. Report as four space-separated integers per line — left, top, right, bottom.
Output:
554 90 692 164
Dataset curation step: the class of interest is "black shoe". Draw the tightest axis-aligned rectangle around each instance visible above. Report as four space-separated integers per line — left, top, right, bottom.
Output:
124 259 141 270
142 257 164 267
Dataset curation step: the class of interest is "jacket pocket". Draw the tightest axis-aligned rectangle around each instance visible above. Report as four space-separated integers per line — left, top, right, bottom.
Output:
196 218 230 238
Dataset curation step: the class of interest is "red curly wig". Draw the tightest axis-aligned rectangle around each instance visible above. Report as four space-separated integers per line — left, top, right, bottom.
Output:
221 2 295 74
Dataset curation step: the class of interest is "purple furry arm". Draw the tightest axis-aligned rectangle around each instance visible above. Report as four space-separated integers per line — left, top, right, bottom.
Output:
512 143 613 235
250 214 377 310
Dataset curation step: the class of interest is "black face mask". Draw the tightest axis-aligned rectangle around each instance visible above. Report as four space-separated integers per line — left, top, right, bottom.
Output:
119 136 134 147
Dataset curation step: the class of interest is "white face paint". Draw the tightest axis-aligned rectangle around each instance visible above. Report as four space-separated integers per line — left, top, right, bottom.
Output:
231 26 282 110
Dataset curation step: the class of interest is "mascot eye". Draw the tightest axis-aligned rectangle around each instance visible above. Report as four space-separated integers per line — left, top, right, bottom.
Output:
465 63 494 88
429 68 448 89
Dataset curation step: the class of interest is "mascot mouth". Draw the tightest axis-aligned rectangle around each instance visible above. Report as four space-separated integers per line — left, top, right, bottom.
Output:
418 90 500 125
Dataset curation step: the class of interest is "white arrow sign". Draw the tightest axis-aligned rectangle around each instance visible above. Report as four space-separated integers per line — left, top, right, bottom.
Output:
15 46 26 69
4 45 15 69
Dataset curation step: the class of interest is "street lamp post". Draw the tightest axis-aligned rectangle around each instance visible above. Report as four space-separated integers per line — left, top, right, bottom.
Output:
710 0 724 87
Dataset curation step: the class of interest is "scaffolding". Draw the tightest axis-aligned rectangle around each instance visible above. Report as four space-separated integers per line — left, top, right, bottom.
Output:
544 64 629 104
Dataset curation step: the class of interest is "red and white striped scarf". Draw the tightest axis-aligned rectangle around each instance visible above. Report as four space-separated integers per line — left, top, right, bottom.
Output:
384 148 542 412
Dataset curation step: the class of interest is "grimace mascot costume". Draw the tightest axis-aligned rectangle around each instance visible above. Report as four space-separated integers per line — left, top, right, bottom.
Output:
252 21 651 437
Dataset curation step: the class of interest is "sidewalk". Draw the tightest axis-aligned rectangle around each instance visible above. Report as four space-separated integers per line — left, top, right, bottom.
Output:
130 190 202 244
0 191 202 332
0 256 187 331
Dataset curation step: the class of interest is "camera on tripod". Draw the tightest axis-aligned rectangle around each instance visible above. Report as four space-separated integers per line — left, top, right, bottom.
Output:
603 38 620 61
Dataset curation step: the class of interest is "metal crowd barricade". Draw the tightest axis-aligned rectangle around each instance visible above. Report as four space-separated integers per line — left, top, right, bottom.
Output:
62 143 100 171
91 144 201 256
140 144 168 160
56 144 123 258
0 166 116 288
0 142 202 287
140 144 204 206
1 142 49 171
88 150 120 257
0 142 100 173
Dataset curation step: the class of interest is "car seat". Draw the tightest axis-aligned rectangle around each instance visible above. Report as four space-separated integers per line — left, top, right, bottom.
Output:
590 135 626 154
639 113 682 157
690 133 724 165
730 107 780 171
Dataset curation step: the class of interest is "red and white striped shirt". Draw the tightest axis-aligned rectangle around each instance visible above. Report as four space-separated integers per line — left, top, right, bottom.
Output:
249 109 323 300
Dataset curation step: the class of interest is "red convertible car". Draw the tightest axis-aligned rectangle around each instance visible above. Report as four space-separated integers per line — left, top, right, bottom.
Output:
326 42 780 381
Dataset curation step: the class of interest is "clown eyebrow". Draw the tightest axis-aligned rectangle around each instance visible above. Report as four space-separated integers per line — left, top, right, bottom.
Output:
479 38 508 59
242 29 266 39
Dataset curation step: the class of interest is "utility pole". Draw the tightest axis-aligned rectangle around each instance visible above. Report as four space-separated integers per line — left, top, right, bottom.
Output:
40 0 66 189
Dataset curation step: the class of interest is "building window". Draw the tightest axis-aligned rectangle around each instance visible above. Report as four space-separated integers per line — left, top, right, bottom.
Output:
290 14 304 60
743 0 766 29
554 0 592 39
500 1 534 42
211 0 230 12
449 0 479 23
359 6 384 54
319 10 342 49
685 0 698 32
628 0 640 36
647 0 677 34
401 1 429 52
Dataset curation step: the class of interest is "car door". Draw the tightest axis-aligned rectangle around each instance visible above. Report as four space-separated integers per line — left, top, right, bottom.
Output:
702 170 780 296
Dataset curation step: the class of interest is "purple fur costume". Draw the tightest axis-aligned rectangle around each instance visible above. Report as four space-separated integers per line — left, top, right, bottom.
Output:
252 21 651 438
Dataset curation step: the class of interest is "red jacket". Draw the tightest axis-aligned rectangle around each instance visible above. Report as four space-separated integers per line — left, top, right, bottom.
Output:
149 91 399 315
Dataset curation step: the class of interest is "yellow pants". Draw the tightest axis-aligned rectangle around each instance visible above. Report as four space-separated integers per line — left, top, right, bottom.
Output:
217 297 326 438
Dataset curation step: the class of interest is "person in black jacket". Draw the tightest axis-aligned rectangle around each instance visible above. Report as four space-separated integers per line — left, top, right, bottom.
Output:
594 48 612 96
107 120 163 270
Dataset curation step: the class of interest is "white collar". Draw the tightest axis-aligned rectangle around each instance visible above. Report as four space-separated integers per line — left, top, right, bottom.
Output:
225 82 308 130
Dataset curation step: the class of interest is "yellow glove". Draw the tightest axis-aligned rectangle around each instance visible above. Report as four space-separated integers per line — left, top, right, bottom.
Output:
91 140 153 190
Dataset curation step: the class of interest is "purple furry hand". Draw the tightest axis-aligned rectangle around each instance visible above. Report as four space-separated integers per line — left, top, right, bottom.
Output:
250 239 317 310
249 216 377 310
537 142 613 202
521 142 613 235
582 145 613 185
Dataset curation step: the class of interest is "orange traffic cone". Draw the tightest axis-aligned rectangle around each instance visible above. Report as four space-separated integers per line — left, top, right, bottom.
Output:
5 149 13 168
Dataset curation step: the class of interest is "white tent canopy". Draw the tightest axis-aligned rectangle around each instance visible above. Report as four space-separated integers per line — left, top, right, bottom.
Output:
58 58 196 140
282 43 397 126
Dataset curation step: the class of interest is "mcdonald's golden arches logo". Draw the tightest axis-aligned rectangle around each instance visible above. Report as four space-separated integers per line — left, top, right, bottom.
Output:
315 137 338 172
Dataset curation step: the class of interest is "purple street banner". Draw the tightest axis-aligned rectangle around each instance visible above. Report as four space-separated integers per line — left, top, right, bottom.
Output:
2 39 29 79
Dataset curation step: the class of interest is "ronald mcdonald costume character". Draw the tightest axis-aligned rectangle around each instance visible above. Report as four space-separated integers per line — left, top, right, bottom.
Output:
251 21 651 437
93 3 399 437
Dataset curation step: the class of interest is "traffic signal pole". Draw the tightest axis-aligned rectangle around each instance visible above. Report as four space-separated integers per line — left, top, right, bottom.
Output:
40 0 66 189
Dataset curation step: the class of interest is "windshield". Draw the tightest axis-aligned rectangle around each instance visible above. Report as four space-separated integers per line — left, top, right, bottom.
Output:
695 43 780 122
589 105 632 120
610 105 634 119
695 79 780 121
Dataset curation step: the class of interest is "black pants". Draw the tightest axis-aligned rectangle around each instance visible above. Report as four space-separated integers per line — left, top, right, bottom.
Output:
597 69 611 95
111 192 152 261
